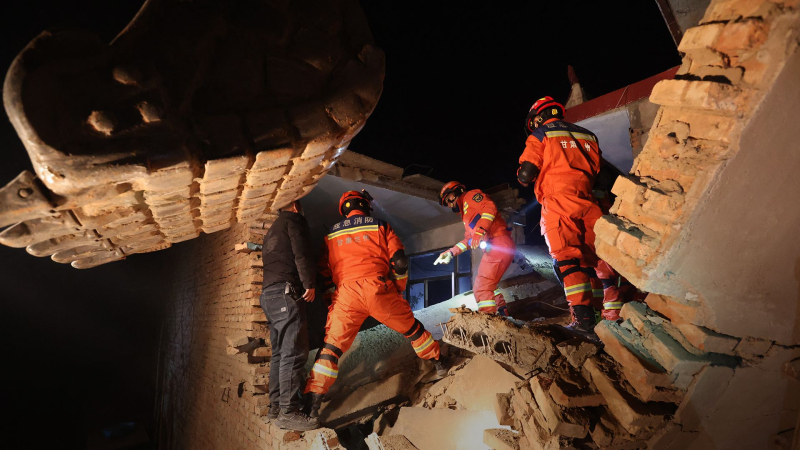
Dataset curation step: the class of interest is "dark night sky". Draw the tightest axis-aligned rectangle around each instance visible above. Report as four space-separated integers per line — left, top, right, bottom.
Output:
0 1 679 448
354 1 681 189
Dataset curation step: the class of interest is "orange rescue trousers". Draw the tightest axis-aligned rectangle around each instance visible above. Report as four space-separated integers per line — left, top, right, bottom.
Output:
473 234 515 313
595 260 639 320
304 277 440 395
541 193 603 308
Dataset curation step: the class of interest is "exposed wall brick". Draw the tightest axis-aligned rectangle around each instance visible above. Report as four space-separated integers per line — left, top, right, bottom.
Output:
156 221 277 450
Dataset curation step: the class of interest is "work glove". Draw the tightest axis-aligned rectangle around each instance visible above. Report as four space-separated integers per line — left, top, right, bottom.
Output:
471 231 486 250
433 251 453 265
516 167 529 187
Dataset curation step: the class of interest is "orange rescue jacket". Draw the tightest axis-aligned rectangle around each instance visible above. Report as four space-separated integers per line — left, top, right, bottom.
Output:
319 213 408 292
449 189 510 256
518 119 601 201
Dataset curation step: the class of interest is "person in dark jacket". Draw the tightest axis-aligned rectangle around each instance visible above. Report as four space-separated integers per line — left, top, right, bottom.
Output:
260 200 318 431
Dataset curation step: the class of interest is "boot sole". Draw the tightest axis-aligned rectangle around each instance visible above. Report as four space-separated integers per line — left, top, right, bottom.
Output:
275 419 321 431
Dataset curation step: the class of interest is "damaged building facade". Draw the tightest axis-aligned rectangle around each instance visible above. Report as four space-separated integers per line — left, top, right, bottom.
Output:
1 0 800 449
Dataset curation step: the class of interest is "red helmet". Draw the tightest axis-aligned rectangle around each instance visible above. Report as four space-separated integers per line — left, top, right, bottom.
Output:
339 189 373 217
526 96 565 134
439 181 466 212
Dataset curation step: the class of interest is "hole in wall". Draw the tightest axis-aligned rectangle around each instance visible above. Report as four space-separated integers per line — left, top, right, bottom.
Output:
471 332 489 348
494 341 511 354
451 327 467 341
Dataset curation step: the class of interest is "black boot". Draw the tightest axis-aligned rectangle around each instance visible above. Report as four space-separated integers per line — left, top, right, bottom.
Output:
276 408 320 431
306 393 324 419
565 305 597 336
266 404 280 420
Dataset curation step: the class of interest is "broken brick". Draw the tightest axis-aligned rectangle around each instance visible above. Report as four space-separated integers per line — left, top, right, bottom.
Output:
621 302 736 388
556 338 599 368
589 409 637 448
494 393 514 426
658 107 742 144
611 176 646 205
594 215 624 247
650 79 746 115
595 320 684 403
483 429 520 450
511 386 535 419
715 19 770 54
673 322 739 354
678 23 725 53
548 376 606 408
445 355 521 412
583 356 671 437
701 0 780 23
530 376 589 439
644 293 699 326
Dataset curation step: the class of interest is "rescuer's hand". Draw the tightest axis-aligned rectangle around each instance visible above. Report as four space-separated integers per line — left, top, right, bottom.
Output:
516 167 529 187
471 232 486 250
433 251 453 265
302 288 316 302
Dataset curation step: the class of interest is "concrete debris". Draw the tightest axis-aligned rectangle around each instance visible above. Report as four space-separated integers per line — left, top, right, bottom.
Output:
320 371 419 427
673 365 735 432
494 393 514 426
529 376 589 438
484 429 520 450
548 371 606 408
306 428 345 450
595 320 685 403
444 355 522 411
616 302 737 389
589 409 641 449
442 310 566 372
582 356 673 438
365 433 384 450
556 337 599 368
378 435 419 450
149 2 800 449
387 407 509 450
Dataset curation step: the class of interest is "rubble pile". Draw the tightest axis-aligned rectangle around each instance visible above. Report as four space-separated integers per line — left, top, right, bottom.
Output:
140 0 800 448
441 308 567 373
426 300 799 449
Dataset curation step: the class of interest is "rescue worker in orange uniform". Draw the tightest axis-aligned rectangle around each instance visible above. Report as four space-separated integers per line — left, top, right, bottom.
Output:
516 96 609 332
435 182 516 315
304 190 446 419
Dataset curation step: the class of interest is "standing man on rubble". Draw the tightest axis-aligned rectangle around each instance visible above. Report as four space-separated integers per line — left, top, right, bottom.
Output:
304 190 447 420
515 96 610 333
435 182 516 315
260 199 319 431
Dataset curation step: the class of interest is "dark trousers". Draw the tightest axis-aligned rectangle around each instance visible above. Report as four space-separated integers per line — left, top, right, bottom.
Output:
261 283 309 411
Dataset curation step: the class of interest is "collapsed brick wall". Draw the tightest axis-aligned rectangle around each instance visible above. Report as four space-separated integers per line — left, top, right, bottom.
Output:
156 217 336 450
579 0 800 447
595 0 800 333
